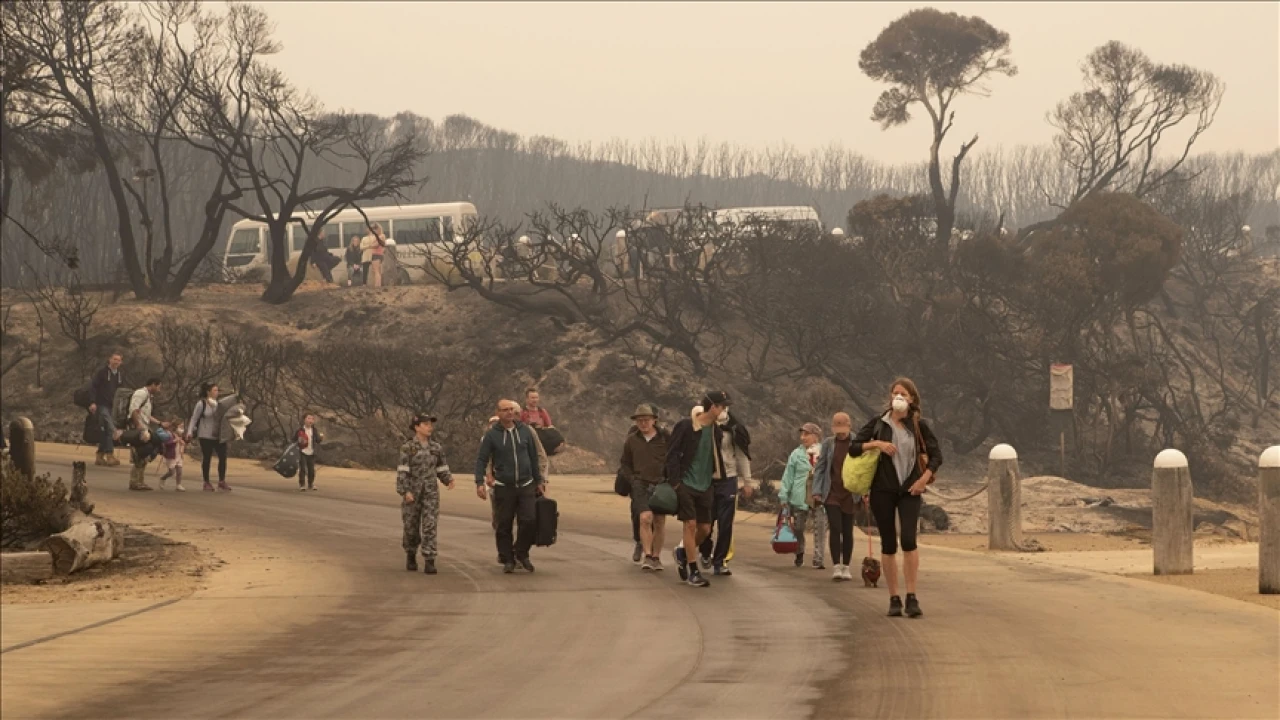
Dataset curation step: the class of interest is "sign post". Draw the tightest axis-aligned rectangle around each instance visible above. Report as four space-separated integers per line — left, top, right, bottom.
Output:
1050 364 1074 477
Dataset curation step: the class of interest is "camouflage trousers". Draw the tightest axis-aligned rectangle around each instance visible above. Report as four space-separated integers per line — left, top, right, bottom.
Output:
129 454 150 489
402 484 441 558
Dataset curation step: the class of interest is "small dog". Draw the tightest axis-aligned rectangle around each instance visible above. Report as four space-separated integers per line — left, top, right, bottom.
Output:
861 556 882 587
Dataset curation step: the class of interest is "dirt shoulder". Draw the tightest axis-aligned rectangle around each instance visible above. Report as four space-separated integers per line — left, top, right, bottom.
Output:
1130 568 1280 612
1 525 210 605
919 531 1154 553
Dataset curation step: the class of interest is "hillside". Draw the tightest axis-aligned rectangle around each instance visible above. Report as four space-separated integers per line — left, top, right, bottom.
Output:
1 278 1273 508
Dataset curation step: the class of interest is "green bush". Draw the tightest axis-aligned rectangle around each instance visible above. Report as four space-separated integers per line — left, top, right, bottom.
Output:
0 460 68 549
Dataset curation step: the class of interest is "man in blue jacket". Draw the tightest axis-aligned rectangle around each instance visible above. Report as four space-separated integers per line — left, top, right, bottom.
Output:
88 352 125 466
475 398 546 574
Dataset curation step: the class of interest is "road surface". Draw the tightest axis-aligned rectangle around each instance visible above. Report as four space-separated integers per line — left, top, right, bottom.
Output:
3 444 1277 719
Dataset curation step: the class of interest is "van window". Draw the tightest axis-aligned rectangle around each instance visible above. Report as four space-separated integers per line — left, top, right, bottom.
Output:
341 220 374 246
291 223 340 252
228 228 260 255
442 216 455 243
394 218 442 245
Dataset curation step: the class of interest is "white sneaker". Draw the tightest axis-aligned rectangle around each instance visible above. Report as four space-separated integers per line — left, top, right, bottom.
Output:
841 565 854 581
833 564 845 581
175 484 186 492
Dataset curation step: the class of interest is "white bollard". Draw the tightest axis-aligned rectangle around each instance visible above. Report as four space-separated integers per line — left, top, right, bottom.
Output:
1152 449 1194 575
1259 446 1280 594
987 444 1022 551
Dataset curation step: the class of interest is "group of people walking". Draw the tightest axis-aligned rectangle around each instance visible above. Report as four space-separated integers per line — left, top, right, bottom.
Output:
396 396 550 576
620 379 942 618
83 354 250 492
83 350 941 617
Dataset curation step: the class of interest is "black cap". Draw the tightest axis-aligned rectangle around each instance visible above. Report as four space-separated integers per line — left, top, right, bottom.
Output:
410 413 438 430
701 390 731 408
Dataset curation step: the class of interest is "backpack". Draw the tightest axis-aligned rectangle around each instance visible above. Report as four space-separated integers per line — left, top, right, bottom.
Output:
112 387 136 428
73 384 93 410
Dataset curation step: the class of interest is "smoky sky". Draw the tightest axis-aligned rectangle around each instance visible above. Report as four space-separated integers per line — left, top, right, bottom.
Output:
260 1 1277 164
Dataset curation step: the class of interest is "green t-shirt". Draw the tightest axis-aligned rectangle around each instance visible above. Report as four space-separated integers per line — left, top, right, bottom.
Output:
682 424 715 492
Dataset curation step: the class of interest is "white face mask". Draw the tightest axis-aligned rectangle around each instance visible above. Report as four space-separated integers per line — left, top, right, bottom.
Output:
892 394 910 413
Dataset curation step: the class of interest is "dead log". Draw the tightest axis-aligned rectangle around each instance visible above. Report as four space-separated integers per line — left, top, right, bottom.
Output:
0 551 53 583
68 461 94 515
50 462 95 533
43 517 122 575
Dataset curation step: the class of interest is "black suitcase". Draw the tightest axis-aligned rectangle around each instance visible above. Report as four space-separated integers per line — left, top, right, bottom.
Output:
534 496 558 547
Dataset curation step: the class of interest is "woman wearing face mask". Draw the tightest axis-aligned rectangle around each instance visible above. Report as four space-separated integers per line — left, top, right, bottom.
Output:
851 378 942 618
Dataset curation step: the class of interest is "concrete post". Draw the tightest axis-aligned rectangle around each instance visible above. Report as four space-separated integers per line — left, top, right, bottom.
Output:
987 444 1023 551
8 417 36 480
1152 449 1194 575
1259 446 1280 594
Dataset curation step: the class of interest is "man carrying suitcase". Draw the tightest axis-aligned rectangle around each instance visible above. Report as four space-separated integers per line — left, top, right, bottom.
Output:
475 399 546 574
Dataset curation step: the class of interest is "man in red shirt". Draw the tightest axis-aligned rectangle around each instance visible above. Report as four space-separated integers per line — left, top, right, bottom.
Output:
521 388 553 428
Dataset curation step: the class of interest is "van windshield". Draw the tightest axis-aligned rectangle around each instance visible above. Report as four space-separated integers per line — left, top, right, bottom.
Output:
228 228 260 255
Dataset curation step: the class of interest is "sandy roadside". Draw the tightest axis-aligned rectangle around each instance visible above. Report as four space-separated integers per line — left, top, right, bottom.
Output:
1 525 209 605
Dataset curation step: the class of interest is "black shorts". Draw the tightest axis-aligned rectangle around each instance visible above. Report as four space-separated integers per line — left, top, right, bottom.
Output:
631 478 658 517
675 483 713 524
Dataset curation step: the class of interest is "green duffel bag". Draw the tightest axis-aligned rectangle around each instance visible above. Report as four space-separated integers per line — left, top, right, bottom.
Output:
649 483 678 516
842 448 879 496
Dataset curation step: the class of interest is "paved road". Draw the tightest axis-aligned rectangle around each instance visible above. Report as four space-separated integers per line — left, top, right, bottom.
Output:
3 445 1277 719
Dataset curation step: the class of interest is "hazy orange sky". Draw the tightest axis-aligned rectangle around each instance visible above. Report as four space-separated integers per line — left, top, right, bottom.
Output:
259 2 1279 164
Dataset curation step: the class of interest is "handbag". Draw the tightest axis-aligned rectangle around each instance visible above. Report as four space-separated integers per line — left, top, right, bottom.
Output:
842 448 879 495
771 509 799 554
648 483 678 515
910 414 934 483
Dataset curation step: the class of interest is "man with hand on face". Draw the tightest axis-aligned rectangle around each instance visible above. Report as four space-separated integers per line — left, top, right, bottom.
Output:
475 399 546 574
666 391 731 588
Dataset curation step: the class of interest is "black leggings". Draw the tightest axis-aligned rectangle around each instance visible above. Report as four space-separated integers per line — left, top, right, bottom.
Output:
825 505 854 565
199 439 228 483
870 490 923 555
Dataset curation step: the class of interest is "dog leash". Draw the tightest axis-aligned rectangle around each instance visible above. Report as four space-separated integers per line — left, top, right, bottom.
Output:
863 495 875 560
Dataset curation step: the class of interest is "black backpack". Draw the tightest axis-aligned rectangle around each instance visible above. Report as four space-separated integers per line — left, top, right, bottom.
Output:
73 384 93 410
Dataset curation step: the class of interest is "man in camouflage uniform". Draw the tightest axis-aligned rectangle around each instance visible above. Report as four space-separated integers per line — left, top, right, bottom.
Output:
398 413 455 574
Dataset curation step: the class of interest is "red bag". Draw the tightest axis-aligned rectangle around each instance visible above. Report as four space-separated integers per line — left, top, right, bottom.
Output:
296 429 309 450
771 510 800 555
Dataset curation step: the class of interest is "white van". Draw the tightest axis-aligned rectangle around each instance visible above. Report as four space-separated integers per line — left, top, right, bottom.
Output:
613 205 823 277
712 205 822 233
222 202 478 285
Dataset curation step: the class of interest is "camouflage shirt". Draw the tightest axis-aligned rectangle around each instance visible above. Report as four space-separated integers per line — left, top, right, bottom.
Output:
396 437 452 496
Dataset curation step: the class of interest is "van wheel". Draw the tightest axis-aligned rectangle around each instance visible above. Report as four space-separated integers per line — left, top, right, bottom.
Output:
395 268 411 286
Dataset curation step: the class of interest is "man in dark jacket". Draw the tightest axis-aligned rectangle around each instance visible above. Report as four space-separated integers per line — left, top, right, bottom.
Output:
88 352 124 466
620 404 669 571
475 399 546 574
665 391 730 588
